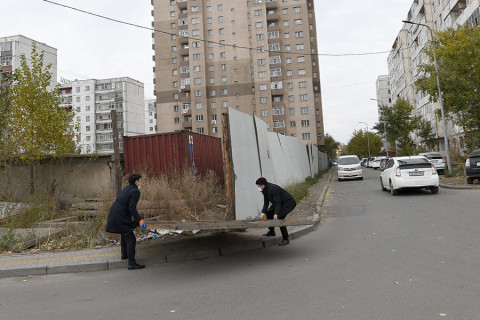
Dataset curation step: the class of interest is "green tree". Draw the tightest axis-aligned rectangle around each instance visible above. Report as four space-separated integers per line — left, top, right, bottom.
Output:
345 129 382 158
374 98 418 156
0 70 12 162
7 44 77 194
415 118 437 152
415 25 480 151
319 133 340 160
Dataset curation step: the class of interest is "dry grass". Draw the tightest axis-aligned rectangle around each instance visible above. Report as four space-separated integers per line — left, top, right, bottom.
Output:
136 168 227 221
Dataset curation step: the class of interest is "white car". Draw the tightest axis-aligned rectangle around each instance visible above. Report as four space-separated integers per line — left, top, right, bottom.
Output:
380 156 439 195
371 157 384 170
419 152 446 174
337 155 363 181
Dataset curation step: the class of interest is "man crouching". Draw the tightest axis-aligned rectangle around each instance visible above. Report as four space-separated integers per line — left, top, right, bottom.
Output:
256 177 296 246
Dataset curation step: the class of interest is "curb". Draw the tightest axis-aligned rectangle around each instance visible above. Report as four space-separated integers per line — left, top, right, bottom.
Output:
439 183 479 190
0 169 333 278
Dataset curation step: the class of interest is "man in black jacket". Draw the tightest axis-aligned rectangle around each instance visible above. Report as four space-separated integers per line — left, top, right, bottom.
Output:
106 174 146 270
256 177 296 246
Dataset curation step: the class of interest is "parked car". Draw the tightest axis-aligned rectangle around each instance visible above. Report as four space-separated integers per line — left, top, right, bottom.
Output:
419 152 446 174
380 156 439 195
371 157 384 170
337 155 363 181
465 149 480 184
379 157 390 171
361 158 368 167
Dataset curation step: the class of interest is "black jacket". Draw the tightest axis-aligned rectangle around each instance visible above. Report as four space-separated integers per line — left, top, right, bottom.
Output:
105 184 142 234
261 182 295 214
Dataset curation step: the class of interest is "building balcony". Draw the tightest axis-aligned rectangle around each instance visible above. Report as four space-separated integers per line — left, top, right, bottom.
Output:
271 88 283 96
266 1 278 9
177 0 187 10
181 108 192 116
266 25 280 32
179 36 189 44
266 13 279 22
179 47 189 56
182 121 193 129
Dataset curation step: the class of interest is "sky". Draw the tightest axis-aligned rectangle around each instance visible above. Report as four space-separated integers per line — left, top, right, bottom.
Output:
2 0 412 144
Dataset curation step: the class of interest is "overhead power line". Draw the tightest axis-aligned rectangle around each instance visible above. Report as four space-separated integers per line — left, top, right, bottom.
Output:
42 0 428 57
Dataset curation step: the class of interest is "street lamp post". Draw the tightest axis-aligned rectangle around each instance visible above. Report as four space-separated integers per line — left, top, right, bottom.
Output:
402 20 452 174
371 98 389 157
359 121 371 161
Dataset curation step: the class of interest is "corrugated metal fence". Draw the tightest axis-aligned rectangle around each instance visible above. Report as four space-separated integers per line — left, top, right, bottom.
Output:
123 132 224 185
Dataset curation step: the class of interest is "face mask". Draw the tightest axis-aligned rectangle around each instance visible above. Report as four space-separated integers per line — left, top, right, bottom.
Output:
258 187 263 192
137 185 142 190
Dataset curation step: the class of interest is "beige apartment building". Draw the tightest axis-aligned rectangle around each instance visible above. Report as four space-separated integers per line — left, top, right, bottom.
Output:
152 0 324 145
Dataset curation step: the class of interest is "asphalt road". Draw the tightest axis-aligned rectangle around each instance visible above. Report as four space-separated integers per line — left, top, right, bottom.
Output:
1 169 480 320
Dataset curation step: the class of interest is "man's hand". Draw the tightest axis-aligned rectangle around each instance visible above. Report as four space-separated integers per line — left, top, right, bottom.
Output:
139 219 146 229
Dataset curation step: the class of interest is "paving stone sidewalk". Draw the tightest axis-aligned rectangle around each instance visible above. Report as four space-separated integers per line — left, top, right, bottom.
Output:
0 169 333 278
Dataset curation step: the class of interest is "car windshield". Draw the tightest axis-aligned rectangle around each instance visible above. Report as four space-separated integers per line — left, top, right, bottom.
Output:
338 157 360 165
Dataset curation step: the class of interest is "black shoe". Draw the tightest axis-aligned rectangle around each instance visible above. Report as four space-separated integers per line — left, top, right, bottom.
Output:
279 239 290 246
263 231 276 237
128 263 145 270
121 256 128 260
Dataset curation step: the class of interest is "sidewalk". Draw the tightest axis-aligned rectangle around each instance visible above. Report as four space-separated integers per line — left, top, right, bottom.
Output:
0 169 333 278
439 177 480 190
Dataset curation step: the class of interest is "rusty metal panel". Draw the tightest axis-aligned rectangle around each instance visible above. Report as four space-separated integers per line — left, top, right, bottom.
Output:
124 132 224 184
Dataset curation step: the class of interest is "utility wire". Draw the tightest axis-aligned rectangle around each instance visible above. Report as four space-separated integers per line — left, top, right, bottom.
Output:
42 0 429 57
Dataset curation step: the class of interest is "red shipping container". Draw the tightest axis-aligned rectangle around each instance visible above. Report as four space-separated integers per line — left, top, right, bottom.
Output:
123 131 224 185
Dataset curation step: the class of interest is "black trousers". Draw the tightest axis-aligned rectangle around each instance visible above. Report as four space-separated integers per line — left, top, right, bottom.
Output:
266 199 296 240
121 230 136 265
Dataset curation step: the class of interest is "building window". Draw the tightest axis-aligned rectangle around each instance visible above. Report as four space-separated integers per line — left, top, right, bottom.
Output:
194 90 202 97
260 110 268 117
298 69 306 75
301 120 310 127
171 23 176 29
300 107 309 114
86 126 91 132
85 106 90 111
221 64 226 70
76 97 81 103
193 41 200 48
174 105 179 112
193 54 200 61
194 78 202 84
293 6 301 13
300 94 308 101
221 76 227 83
290 121 296 127
297 56 305 63
282 8 288 14
172 57 177 64
268 43 280 51
270 56 281 64
260 97 268 104
86 116 90 122
211 102 217 108
259 84 268 91
268 31 279 39
212 127 218 133
299 81 307 88
221 89 228 95
222 101 228 108
294 19 303 25
219 28 225 35
258 71 267 78
191 6 199 12
273 107 284 115
288 95 294 102
170 11 176 17
283 20 289 26
296 44 305 50
191 17 199 24
256 34 265 40
273 120 285 128
196 115 204 121
171 46 177 52
271 81 282 89
255 9 263 16
289 108 295 115
207 17 212 24
258 59 266 65
192 29 200 36
255 22 263 28
218 4 223 11
270 68 282 77
218 16 224 22
302 133 310 140
197 128 204 134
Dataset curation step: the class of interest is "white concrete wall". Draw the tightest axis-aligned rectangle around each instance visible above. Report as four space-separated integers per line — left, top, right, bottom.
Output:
229 108 320 220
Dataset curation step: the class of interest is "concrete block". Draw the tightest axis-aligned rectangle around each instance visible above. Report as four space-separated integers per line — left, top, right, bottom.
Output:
219 241 263 255
0 267 47 279
107 260 128 270
166 248 220 262
262 237 282 247
47 262 107 275
290 226 313 239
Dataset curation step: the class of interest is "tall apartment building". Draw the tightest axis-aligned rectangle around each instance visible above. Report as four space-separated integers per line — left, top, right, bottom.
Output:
59 77 145 154
145 98 157 134
380 0 480 151
0 35 57 88
152 0 325 145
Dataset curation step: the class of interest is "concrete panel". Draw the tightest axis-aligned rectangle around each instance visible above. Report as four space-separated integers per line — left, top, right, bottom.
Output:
253 116 276 183
267 132 294 186
228 108 263 220
318 151 329 171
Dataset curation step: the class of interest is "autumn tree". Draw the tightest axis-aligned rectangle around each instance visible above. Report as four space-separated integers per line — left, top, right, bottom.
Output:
415 25 480 152
7 44 77 194
319 133 340 160
345 129 382 158
415 119 437 152
374 98 419 156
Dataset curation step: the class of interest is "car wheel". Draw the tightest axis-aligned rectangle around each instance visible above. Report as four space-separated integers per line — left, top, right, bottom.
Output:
431 186 439 194
338 177 342 182
466 177 473 184
390 181 398 196
373 168 377 170
359 177 364 180
380 178 387 191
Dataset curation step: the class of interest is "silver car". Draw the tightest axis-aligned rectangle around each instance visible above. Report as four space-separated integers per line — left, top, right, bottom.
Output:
419 152 446 174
